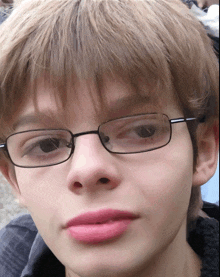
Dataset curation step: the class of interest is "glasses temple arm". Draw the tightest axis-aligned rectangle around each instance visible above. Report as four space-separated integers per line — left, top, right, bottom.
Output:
170 116 206 124
0 144 6 150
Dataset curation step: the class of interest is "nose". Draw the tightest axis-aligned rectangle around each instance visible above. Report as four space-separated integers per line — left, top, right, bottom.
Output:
66 134 121 193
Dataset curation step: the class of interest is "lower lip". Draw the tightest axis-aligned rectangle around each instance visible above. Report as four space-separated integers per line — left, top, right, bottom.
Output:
67 219 132 244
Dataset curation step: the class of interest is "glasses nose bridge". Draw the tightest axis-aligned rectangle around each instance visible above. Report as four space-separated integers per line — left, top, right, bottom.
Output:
73 130 100 140
70 129 106 156
71 129 101 149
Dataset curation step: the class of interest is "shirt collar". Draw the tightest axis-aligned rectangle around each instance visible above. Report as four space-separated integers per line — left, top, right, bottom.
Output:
21 233 65 277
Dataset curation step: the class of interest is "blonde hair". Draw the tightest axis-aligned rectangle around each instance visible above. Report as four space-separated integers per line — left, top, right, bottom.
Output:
0 0 219 223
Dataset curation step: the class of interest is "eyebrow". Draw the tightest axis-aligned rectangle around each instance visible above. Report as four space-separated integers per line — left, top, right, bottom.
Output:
13 113 62 131
13 94 155 130
106 94 155 115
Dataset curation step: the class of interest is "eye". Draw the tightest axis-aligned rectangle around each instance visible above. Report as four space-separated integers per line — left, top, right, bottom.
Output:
134 125 156 138
116 123 157 140
39 138 60 153
21 136 70 157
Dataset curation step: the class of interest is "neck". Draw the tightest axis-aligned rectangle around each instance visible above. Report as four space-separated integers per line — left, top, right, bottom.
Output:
140 222 202 277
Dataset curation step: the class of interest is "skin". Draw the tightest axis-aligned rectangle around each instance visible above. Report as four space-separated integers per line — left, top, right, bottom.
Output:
1 76 218 277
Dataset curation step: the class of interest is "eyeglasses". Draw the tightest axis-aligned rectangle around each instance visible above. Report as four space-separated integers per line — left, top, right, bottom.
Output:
0 113 199 168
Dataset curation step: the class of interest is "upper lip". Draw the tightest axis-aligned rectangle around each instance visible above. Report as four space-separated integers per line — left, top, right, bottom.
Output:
65 209 138 227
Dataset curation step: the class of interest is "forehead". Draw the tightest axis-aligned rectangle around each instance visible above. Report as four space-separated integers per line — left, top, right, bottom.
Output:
12 75 178 132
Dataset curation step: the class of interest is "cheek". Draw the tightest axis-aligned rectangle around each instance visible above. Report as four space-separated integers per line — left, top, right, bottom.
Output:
125 138 194 226
14 168 66 232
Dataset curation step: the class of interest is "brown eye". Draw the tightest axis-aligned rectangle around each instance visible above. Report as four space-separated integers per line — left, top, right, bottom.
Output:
135 126 156 138
39 138 60 153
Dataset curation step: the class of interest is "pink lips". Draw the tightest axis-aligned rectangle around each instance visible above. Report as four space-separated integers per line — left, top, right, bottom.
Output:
66 209 137 244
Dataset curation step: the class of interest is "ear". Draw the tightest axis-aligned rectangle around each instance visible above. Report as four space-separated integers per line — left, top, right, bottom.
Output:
0 160 27 207
193 121 219 187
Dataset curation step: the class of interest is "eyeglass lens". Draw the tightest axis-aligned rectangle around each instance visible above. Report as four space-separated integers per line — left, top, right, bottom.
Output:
99 113 171 153
7 129 73 167
6 114 171 167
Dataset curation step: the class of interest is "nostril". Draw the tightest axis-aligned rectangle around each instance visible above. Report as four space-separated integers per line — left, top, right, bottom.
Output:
74 182 83 188
99 178 109 184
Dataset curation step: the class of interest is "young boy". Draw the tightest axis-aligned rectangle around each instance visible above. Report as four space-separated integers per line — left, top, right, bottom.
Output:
0 0 219 276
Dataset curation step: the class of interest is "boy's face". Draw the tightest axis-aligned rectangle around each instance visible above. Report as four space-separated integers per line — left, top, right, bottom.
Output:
6 76 196 276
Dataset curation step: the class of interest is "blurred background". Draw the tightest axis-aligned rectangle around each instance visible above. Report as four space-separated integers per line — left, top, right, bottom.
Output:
201 160 219 205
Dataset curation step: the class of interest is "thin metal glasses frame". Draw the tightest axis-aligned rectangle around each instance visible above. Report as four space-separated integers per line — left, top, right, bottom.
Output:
0 114 198 168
